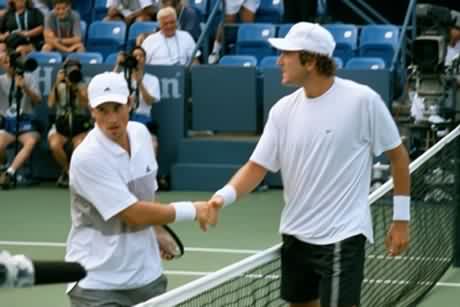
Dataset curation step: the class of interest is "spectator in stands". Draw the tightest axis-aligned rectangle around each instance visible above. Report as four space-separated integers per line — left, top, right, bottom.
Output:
161 0 201 42
445 23 460 65
32 0 51 17
104 0 158 25
283 0 331 23
141 7 199 65
208 0 261 64
0 49 42 190
113 46 161 153
42 0 84 53
135 0 201 47
47 58 91 188
0 0 45 54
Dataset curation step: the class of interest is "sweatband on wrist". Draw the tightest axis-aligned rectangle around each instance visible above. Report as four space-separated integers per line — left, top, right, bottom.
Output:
172 201 196 222
214 185 237 207
393 195 411 221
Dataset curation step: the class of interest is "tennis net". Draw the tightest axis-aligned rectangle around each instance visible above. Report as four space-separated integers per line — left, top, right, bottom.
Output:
137 125 460 307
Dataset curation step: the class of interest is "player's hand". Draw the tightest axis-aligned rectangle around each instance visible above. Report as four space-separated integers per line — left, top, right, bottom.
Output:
207 195 224 226
193 201 210 232
15 75 24 88
385 221 409 256
154 226 176 261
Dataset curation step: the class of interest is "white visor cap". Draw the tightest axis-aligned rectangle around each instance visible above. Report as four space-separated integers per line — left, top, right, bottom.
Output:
88 72 130 108
268 22 336 57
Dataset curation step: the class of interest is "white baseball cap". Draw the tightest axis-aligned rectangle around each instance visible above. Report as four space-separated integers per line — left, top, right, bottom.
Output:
88 72 130 108
268 22 336 57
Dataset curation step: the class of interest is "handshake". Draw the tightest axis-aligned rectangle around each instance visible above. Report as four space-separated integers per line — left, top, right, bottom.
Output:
191 194 226 231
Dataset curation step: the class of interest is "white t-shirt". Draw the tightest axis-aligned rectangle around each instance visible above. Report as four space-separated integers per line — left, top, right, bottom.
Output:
142 30 197 65
106 0 153 16
445 41 460 66
66 122 161 290
127 72 161 116
250 77 401 245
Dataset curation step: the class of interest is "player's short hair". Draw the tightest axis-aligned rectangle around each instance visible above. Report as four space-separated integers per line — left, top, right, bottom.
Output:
299 51 336 77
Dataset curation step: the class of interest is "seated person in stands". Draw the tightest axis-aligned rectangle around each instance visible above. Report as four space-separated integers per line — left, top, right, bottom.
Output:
208 0 261 64
141 6 199 65
0 49 42 189
0 0 45 55
47 58 91 187
113 46 161 153
104 0 158 25
446 22 460 66
136 0 201 45
42 0 84 53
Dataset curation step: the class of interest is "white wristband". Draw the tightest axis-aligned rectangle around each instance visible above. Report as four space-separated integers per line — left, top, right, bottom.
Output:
172 201 196 222
393 195 410 221
214 185 237 207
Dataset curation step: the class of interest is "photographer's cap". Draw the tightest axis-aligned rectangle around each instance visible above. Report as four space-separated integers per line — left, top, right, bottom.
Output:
88 72 129 108
268 22 336 57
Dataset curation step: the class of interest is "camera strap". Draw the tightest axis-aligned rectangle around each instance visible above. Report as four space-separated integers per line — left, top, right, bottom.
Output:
15 11 28 31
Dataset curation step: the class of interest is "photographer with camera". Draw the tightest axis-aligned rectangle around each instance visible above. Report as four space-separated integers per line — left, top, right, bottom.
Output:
113 46 161 153
0 48 41 189
48 58 91 188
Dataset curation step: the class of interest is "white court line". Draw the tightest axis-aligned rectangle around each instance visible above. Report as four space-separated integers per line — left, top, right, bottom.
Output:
2 240 460 288
0 240 259 254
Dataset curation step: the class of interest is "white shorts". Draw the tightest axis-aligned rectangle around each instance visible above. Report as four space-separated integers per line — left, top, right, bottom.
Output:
225 0 261 15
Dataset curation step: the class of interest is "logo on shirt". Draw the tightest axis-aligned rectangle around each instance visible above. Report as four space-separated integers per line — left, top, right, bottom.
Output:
104 87 111 92
146 165 151 173
325 129 332 134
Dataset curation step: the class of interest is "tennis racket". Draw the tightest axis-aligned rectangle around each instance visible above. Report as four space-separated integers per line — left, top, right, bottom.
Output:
157 225 185 259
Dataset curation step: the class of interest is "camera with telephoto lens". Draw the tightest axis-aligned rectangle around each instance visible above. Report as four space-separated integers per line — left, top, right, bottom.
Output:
119 51 138 69
63 59 82 84
9 51 37 76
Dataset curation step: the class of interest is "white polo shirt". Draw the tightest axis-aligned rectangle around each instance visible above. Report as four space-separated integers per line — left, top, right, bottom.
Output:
66 121 161 290
142 30 196 65
251 77 401 245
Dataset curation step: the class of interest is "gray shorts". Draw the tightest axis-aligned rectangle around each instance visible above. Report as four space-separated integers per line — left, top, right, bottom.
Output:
68 274 167 307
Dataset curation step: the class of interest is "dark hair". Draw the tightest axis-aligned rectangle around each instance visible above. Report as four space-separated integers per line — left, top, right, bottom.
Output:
130 45 146 58
299 51 336 77
53 0 71 6
9 0 33 11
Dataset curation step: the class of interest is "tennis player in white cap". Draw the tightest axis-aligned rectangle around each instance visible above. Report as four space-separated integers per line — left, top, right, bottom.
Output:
208 22 411 307
65 72 210 307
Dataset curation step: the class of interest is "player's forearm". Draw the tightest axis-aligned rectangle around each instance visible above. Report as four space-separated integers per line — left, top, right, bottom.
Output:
390 146 411 196
228 161 267 198
118 201 176 226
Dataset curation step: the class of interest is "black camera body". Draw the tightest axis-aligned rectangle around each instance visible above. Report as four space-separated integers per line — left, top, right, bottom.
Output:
120 52 138 69
9 52 37 76
63 59 83 84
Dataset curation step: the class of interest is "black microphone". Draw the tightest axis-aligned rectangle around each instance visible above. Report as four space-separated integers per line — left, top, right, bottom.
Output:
0 251 86 288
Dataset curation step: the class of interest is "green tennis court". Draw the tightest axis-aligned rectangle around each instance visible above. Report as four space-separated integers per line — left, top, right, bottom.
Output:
0 186 459 306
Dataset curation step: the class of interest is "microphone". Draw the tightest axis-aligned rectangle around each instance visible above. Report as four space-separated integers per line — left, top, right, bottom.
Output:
0 250 86 288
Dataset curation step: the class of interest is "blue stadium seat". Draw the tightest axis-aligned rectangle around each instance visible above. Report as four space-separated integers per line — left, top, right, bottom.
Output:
345 57 386 70
80 20 87 42
359 25 399 67
277 23 294 38
94 0 108 21
259 55 278 68
72 0 94 25
127 21 158 50
66 52 104 64
236 23 276 61
256 0 284 23
0 0 6 9
86 21 126 59
218 55 258 67
334 57 343 69
28 52 63 64
104 52 119 65
324 24 358 65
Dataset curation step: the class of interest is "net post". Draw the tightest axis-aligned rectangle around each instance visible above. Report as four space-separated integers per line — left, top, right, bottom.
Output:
455 135 460 267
